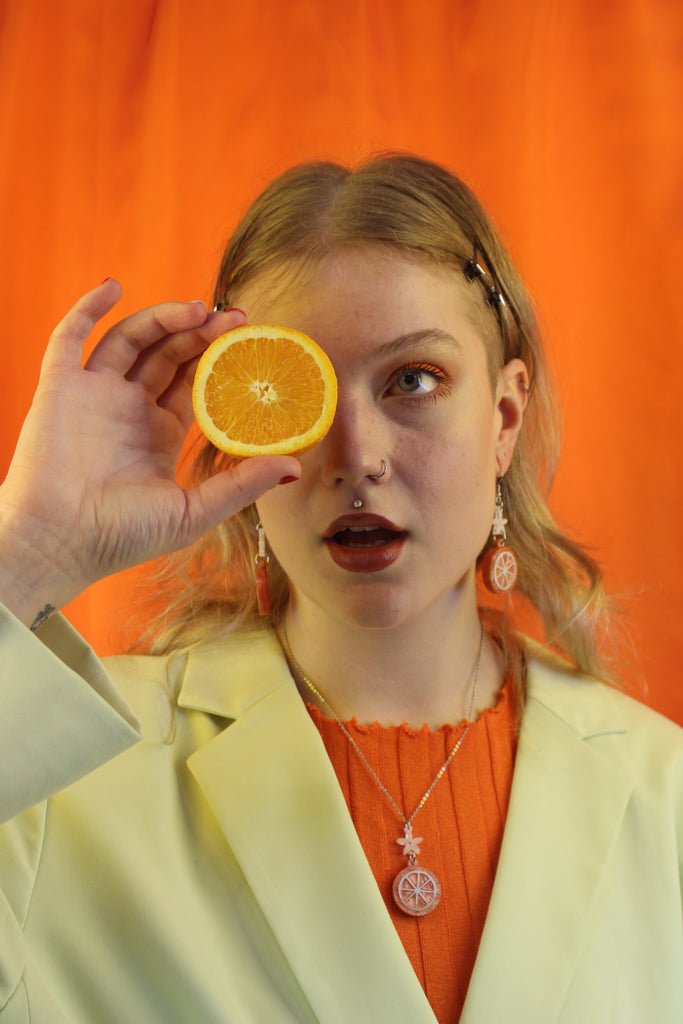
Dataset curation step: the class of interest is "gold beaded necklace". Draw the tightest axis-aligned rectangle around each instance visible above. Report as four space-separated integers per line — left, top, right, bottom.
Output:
279 622 484 917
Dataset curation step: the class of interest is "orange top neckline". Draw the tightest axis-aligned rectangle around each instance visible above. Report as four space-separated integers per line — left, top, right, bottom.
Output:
307 676 517 1023
306 672 513 735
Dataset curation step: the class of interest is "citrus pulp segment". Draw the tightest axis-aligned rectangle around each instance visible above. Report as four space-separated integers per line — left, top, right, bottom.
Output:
192 325 338 457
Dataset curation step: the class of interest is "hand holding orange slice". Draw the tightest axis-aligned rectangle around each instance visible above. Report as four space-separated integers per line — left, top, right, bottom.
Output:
192 325 338 457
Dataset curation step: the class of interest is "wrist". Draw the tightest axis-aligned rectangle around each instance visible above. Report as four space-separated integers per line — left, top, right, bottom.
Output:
0 508 84 628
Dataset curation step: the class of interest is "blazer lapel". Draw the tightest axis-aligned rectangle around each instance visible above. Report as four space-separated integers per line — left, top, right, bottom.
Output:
179 630 436 1024
461 661 634 1022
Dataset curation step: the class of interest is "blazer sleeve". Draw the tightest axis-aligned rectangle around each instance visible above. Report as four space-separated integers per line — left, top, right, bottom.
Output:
0 603 141 824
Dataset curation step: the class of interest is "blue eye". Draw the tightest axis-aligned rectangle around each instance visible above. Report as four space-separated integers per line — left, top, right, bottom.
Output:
393 364 443 395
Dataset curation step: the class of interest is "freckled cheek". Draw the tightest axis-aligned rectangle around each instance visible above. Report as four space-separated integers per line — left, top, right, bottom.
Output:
411 424 492 478
411 433 495 533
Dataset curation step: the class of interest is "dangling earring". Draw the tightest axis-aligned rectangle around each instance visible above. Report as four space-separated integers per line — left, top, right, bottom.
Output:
482 478 518 594
254 521 272 615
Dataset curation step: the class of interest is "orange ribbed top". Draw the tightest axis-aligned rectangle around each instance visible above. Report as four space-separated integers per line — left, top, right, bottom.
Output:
307 677 517 1024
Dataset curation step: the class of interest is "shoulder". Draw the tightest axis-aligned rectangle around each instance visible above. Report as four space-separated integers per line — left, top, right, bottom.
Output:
100 647 186 743
524 643 683 790
102 626 289 739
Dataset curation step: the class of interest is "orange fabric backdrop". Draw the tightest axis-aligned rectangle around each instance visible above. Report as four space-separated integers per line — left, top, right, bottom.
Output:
1 0 681 721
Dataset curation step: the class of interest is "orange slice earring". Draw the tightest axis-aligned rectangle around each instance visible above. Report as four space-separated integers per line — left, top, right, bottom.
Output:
482 478 518 594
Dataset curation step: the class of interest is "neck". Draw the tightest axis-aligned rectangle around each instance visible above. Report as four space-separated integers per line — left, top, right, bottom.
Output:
280 596 505 729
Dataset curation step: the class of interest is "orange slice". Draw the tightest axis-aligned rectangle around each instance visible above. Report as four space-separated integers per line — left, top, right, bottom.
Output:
192 325 338 457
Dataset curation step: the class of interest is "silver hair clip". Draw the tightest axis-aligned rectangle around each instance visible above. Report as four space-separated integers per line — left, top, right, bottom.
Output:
464 247 506 315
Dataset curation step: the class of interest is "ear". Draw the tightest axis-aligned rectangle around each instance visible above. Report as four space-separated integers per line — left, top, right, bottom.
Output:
494 358 529 475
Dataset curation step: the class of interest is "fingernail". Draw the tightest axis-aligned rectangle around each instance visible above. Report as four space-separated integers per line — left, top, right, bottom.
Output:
100 276 112 284
279 475 299 485
225 307 246 316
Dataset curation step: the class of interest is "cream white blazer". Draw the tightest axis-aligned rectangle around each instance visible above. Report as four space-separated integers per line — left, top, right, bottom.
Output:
0 604 682 1023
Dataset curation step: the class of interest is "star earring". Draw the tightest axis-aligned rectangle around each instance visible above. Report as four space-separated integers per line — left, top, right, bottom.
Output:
482 478 518 594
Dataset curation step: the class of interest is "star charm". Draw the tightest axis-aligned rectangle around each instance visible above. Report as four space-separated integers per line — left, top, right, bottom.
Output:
492 504 508 537
397 824 422 858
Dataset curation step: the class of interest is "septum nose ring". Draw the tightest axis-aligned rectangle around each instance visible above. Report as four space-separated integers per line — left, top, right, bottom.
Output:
367 459 387 480
353 460 387 508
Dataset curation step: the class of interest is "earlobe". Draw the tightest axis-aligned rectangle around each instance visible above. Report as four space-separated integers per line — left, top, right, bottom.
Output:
495 358 529 474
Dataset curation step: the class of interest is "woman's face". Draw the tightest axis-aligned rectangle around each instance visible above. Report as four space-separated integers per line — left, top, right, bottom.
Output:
246 248 526 630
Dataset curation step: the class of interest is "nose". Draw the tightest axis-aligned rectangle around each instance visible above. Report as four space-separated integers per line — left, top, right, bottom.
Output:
317 390 388 489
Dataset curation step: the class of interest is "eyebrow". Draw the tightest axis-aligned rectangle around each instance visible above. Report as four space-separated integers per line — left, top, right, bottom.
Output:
373 328 462 358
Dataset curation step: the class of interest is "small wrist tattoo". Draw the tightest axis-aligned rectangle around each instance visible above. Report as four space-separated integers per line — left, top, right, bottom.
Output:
30 604 56 633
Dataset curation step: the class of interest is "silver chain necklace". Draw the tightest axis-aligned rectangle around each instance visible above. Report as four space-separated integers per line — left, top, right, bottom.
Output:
279 622 484 917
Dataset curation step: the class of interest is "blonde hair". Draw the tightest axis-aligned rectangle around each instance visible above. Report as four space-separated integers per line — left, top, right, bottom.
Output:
139 154 616 698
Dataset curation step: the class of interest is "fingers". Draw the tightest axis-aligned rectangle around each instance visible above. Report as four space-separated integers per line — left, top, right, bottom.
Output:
43 282 248 402
123 308 246 399
42 278 123 373
86 306 247 407
85 299 212 376
155 354 204 431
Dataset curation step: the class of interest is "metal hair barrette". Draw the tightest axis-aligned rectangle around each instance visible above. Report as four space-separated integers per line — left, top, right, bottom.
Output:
464 246 506 318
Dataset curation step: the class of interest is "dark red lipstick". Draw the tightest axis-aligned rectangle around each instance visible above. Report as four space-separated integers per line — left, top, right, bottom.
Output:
323 514 407 573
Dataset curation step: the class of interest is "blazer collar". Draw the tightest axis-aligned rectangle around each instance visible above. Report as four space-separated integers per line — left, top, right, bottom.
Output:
461 656 633 1022
177 626 291 717
178 629 438 1023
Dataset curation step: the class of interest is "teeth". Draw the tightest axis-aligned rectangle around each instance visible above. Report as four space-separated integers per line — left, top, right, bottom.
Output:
347 525 377 532
345 537 387 548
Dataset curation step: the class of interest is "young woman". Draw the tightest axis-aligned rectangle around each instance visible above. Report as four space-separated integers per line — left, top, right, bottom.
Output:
0 155 681 1023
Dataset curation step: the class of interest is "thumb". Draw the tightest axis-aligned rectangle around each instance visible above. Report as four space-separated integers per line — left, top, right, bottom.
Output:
185 455 301 537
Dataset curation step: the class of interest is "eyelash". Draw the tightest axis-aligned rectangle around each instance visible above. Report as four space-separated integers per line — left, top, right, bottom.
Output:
388 362 452 404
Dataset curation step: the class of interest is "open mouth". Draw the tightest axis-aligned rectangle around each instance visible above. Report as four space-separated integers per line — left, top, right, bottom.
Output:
331 525 402 548
323 515 407 572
